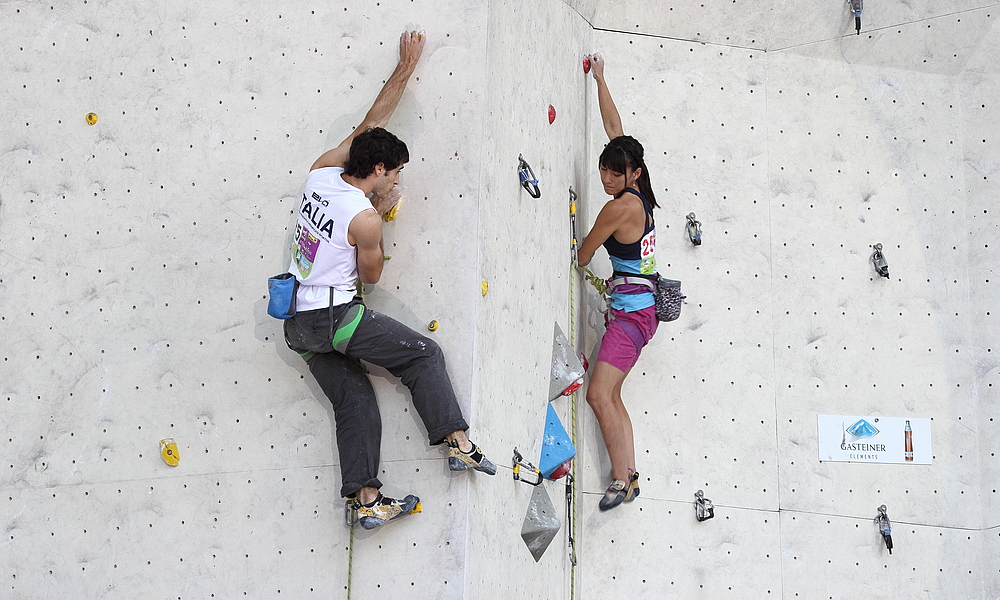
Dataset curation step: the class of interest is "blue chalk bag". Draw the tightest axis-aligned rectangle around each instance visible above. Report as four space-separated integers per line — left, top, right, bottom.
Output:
267 273 299 319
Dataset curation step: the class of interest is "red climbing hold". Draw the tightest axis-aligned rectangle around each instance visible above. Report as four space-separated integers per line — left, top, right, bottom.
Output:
583 57 591 74
548 460 572 480
548 104 556 124
561 377 583 397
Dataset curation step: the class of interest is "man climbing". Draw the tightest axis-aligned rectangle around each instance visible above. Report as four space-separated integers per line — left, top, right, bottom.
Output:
281 30 496 530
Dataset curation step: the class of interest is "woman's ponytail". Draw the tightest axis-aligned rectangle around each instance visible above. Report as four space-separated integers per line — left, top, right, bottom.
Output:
600 135 659 209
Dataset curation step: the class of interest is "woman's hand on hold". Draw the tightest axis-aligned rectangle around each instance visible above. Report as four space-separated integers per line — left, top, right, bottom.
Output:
589 53 606 80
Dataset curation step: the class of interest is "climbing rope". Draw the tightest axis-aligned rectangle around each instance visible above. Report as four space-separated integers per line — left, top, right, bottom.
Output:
568 187 581 594
346 523 355 599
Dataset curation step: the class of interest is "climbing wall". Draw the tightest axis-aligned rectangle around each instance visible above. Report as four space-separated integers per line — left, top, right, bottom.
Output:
3 0 1000 598
469 1 592 598
0 0 490 598
962 15 1000 596
573 2 1000 598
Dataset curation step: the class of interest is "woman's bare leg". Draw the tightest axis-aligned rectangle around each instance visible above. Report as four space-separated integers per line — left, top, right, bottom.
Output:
586 360 635 482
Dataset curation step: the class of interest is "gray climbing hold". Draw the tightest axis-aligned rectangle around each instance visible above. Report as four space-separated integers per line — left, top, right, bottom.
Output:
549 322 585 401
520 483 561 562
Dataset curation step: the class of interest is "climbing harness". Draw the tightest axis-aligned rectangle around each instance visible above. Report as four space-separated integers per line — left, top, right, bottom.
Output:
686 212 702 246
871 243 889 278
608 272 685 323
609 275 656 292
694 490 715 522
875 504 893 554
518 154 541 198
512 447 543 486
332 300 365 353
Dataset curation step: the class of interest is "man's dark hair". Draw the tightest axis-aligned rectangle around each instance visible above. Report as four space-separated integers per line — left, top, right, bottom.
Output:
343 127 409 178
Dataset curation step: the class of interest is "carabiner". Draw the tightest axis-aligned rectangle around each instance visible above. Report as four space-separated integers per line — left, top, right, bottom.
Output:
871 243 889 278
512 447 543 486
518 154 541 198
694 489 715 521
570 186 579 264
344 498 360 528
686 212 702 246
875 504 893 554
848 0 863 34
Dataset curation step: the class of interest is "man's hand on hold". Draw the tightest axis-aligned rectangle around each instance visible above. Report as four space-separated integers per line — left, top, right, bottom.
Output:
398 30 425 73
371 187 402 218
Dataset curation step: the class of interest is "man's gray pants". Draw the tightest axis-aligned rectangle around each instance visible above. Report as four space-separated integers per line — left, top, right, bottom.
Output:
284 301 469 498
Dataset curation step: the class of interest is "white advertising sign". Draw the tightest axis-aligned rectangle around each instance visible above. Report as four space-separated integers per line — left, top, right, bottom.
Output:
818 415 932 464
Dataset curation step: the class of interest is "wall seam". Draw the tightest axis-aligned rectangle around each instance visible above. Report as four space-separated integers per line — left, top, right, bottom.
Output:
762 48 786 599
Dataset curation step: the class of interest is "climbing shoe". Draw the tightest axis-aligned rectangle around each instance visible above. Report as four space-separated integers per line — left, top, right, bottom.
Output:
448 440 497 475
599 472 640 511
350 493 421 530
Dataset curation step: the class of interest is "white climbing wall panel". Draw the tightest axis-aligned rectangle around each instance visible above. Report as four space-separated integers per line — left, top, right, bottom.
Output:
1 0 488 598
2 0 1000 598
470 1 592 598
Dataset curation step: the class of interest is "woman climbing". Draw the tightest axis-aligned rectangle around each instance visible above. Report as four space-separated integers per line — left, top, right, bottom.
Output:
576 53 661 511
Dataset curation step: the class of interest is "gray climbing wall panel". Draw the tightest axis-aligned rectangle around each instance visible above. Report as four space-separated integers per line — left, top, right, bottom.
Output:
2 0 1000 598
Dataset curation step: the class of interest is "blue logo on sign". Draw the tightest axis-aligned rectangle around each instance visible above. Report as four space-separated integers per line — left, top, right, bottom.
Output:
847 419 879 439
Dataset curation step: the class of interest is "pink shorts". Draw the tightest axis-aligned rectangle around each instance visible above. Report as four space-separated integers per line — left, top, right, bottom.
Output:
596 306 659 372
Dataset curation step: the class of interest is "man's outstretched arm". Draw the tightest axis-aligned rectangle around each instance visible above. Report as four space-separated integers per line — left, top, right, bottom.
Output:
311 30 426 171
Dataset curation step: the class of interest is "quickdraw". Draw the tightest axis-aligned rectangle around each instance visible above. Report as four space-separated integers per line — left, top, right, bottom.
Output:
518 154 541 198
512 447 543 486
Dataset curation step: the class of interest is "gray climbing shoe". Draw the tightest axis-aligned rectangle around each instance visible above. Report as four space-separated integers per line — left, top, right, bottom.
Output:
599 472 639 511
350 493 421 530
448 440 497 475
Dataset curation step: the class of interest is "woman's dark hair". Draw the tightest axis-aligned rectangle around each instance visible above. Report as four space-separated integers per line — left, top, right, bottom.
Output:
344 127 409 178
599 135 659 209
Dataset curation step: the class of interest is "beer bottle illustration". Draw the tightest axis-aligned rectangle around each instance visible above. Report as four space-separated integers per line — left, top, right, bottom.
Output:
904 420 913 461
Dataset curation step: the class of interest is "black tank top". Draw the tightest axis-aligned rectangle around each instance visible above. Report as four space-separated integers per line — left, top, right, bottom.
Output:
601 188 654 263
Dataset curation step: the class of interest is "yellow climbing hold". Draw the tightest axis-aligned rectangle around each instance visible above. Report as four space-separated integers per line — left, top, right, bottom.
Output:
411 502 423 514
160 438 179 466
383 200 401 222
481 281 488 296
85 113 98 126
427 320 438 332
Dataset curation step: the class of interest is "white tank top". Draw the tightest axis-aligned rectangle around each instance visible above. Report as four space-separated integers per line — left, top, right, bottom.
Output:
289 167 375 311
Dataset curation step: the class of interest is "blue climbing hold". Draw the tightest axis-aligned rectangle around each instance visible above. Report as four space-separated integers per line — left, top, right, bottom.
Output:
540 403 576 479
